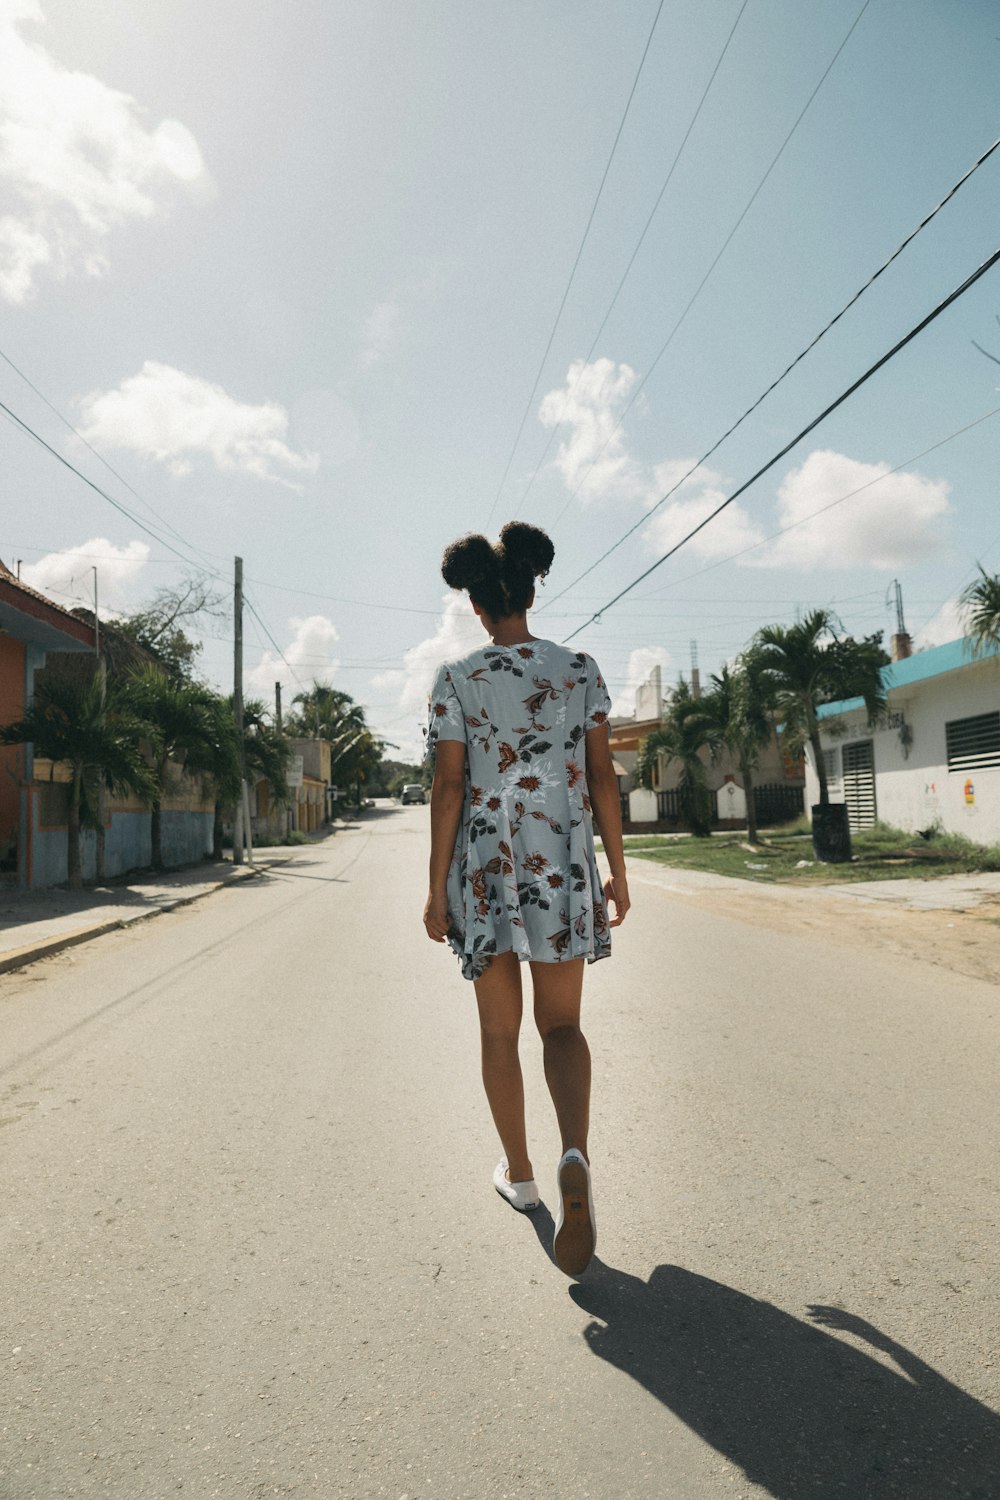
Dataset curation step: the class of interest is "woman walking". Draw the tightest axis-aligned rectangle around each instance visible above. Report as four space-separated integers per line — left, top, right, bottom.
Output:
423 521 629 1276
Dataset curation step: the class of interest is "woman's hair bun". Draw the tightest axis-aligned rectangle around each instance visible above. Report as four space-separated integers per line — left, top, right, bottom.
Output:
441 532 498 592
498 521 555 582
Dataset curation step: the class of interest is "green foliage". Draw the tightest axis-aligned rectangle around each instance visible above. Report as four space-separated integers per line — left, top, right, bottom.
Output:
637 687 714 836
284 828 309 845
0 665 156 888
753 609 888 809
959 566 1000 656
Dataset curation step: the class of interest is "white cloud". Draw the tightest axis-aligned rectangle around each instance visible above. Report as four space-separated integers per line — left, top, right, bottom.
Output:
360 300 401 369
0 1 207 302
538 358 649 504
915 597 965 650
77 362 319 489
756 450 951 570
246 614 340 701
613 645 671 719
21 536 149 612
372 593 485 739
643 461 765 562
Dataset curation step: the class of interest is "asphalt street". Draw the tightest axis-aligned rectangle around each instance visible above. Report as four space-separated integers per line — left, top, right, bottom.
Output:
2 805 998 1499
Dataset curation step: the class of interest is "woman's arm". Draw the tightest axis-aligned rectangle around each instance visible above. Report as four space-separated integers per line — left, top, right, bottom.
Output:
423 738 466 942
585 725 630 928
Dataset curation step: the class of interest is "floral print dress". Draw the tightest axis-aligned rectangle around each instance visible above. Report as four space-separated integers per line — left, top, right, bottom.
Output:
426 638 613 981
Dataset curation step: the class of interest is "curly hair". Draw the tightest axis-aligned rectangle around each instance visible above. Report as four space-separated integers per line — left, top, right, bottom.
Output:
441 522 555 619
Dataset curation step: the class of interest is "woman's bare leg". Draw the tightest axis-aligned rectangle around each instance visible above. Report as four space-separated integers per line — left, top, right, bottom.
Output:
530 958 590 1161
473 952 533 1183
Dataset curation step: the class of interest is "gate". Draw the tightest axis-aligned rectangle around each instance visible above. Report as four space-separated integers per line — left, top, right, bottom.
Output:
842 740 876 830
753 783 805 827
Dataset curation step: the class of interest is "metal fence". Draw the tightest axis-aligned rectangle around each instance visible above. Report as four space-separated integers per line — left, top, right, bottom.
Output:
753 783 805 827
656 789 682 823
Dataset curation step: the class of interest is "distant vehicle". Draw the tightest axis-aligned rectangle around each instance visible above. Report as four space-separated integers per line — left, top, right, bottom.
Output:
401 784 426 805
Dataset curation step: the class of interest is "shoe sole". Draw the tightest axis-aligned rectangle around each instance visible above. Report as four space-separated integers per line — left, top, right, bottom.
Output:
553 1160 594 1276
494 1184 540 1213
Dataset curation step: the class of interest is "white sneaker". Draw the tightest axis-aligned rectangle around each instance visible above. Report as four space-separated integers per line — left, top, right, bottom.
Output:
553 1148 596 1276
493 1158 540 1212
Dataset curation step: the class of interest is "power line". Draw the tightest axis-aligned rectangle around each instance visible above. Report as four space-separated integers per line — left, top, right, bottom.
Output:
242 593 308 694
546 0 873 530
540 125 1000 617
621 405 1000 608
560 243 1000 642
483 0 666 527
515 0 751 514
0 344 219 565
0 394 219 576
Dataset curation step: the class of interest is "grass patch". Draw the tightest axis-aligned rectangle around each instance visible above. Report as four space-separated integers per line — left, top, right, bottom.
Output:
603 820 1000 884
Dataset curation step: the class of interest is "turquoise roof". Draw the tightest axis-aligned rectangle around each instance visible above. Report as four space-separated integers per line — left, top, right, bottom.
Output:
816 636 999 721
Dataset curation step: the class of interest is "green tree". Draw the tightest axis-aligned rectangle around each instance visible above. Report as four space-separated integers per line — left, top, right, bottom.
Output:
637 681 714 837
128 666 220 870
286 682 358 738
959 566 1000 657
0 668 155 889
697 655 775 843
753 610 888 809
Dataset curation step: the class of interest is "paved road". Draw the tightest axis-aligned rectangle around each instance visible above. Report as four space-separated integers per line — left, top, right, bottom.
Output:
2 807 998 1499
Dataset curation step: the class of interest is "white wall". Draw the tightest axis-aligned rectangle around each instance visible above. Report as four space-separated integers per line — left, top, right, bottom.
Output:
806 656 1000 842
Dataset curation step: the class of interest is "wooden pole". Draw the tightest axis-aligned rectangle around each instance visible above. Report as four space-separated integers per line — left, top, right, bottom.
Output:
233 557 246 865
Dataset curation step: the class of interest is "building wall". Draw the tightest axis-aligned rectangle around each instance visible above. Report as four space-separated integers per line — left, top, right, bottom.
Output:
806 655 1000 842
25 773 213 888
0 634 25 872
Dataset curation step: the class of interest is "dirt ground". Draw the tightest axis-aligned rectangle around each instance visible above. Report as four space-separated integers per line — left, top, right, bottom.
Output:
626 864 1000 989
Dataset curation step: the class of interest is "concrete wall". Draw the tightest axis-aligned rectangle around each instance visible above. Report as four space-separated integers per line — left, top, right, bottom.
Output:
806 655 1000 842
26 793 212 888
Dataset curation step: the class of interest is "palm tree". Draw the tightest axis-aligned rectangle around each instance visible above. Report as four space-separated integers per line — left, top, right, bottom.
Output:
959 566 1000 656
699 655 775 842
128 666 219 871
0 668 155 889
288 682 357 739
753 610 888 809
637 683 715 836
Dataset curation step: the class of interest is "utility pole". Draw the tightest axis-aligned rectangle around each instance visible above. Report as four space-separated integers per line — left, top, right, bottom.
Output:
93 566 107 883
233 557 246 865
275 681 282 734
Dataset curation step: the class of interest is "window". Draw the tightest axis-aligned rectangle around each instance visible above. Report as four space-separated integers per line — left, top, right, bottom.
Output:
946 711 1000 773
822 747 840 789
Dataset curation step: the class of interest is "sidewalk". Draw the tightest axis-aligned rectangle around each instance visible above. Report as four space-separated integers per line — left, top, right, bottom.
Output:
625 855 1000 912
0 859 270 976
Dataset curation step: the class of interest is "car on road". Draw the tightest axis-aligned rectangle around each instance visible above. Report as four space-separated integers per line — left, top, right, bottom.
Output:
400 783 426 805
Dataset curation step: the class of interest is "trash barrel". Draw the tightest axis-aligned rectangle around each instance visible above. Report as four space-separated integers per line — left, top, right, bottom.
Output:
811 802 852 863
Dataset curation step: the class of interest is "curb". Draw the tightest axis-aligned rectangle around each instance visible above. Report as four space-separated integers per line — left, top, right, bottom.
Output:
0 864 262 977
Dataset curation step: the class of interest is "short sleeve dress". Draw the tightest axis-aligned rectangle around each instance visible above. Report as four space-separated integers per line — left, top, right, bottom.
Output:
426 638 613 981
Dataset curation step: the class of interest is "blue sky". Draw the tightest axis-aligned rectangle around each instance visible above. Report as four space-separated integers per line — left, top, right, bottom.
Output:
3 0 1000 757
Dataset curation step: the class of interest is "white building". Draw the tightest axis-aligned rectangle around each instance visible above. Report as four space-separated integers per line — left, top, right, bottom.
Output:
805 637 1000 842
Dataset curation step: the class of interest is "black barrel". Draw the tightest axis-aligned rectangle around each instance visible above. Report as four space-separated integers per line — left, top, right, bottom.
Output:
811 802 852 863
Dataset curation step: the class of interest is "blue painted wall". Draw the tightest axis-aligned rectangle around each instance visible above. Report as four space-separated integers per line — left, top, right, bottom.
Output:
28 801 213 889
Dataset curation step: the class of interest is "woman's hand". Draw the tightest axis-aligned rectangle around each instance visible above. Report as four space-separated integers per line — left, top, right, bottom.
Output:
423 888 450 943
604 872 630 928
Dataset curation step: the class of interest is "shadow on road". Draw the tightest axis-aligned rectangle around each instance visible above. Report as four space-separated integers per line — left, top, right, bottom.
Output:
563 1262 999 1498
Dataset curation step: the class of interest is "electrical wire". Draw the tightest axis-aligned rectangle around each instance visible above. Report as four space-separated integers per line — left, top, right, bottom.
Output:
559 243 1000 642
515 0 751 514
243 593 308 693
483 0 666 526
541 128 1000 610
546 0 873 531
0 394 219 576
0 345 219 565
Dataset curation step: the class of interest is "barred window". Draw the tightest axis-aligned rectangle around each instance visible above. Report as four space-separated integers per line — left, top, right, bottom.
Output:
946 711 1000 773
